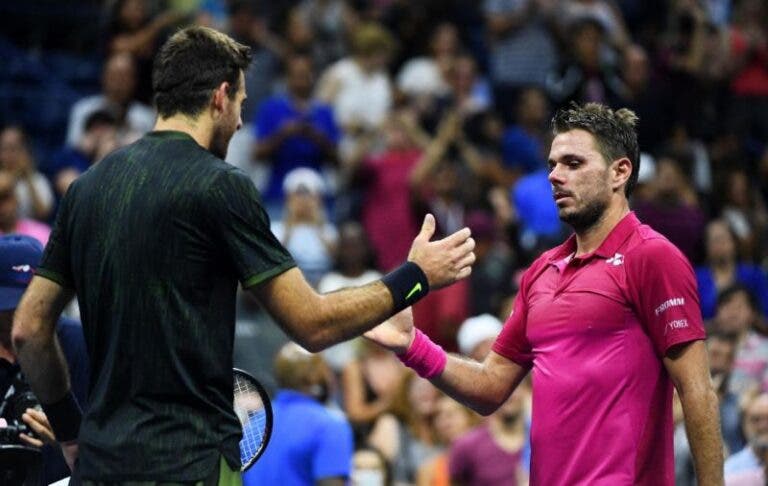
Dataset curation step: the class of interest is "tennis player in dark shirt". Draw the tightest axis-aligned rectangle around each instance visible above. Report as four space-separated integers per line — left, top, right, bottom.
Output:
11 26 475 485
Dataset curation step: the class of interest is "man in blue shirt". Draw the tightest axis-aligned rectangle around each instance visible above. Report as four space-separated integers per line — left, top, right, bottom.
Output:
254 54 340 210
244 342 353 486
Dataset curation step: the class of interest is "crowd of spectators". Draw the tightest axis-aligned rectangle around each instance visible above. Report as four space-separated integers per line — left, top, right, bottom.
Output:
2 0 768 484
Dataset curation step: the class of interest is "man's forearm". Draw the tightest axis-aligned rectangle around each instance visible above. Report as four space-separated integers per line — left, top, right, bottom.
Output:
15 322 71 404
680 386 724 485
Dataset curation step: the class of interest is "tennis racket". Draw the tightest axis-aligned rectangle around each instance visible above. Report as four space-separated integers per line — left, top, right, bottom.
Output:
233 368 273 471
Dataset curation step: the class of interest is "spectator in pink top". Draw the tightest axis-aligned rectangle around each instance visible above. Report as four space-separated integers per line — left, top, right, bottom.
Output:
0 170 50 246
366 102 723 485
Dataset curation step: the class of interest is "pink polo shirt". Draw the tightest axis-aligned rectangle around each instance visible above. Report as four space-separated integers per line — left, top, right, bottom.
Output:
493 212 705 485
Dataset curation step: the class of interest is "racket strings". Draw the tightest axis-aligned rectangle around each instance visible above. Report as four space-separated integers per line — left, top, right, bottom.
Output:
234 373 268 466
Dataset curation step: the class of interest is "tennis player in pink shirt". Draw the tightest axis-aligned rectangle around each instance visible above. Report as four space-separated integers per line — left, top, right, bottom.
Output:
366 103 724 485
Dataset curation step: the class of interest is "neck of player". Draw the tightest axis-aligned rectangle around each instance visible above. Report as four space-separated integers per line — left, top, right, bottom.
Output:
154 115 214 153
574 199 630 257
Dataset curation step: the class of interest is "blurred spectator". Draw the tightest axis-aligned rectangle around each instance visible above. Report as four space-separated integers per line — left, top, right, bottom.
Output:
349 112 425 271
725 0 768 156
271 168 338 288
546 16 623 108
612 44 668 150
449 389 529 486
244 342 354 485
717 167 768 263
724 392 768 483
318 221 382 373
633 153 706 264
351 445 393 486
465 210 517 316
415 395 480 486
0 234 89 484
410 113 479 351
456 313 503 361
104 0 186 103
708 330 746 456
0 170 50 245
397 22 459 102
254 54 340 210
226 0 283 121
657 0 725 140
501 85 550 176
710 285 768 396
51 110 119 198
368 373 442 484
483 0 559 122
342 337 404 443
558 0 631 51
65 52 155 148
295 0 356 70
696 219 768 319
0 126 54 222
316 23 395 139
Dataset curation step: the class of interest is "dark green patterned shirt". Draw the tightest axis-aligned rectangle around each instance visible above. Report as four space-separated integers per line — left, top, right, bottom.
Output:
38 131 295 481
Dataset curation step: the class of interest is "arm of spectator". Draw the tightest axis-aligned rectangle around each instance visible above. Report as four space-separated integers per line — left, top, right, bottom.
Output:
249 215 474 352
367 413 401 462
365 309 527 416
254 120 303 161
19 408 56 447
664 341 724 485
303 124 339 165
19 171 54 221
409 113 460 187
342 360 396 424
110 10 184 55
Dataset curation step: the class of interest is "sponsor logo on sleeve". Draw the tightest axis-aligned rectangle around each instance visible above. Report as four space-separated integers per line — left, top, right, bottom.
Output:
654 297 685 316
665 319 689 335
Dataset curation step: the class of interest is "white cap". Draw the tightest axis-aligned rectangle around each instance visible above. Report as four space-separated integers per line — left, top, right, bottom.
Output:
638 152 656 184
283 167 326 195
457 314 503 356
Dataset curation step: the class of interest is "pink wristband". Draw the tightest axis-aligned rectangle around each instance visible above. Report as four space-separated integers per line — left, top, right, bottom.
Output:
397 329 447 379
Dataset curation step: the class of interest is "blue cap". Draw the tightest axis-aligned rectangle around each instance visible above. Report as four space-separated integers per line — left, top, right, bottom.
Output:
0 235 44 311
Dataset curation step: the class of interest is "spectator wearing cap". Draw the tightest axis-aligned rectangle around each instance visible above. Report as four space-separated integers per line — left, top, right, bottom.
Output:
254 53 340 212
271 168 338 288
0 234 88 484
0 170 51 246
457 314 503 361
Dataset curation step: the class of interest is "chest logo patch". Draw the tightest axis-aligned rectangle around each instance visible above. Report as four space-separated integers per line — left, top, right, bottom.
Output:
606 253 624 266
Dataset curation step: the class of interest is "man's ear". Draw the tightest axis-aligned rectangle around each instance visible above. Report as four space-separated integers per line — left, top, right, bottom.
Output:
211 82 230 116
612 157 632 192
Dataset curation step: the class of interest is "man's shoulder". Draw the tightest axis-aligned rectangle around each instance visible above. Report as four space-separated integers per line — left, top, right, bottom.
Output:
624 223 688 263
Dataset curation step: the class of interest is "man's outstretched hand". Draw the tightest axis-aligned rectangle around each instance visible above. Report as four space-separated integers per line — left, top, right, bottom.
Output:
365 307 415 355
408 214 475 289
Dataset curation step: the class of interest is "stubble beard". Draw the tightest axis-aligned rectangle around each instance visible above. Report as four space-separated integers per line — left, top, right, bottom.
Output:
210 123 233 160
559 197 608 234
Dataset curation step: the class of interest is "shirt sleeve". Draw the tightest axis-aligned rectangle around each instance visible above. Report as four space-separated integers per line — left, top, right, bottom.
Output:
492 280 534 367
207 168 295 288
627 237 706 356
312 415 353 480
37 183 75 288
